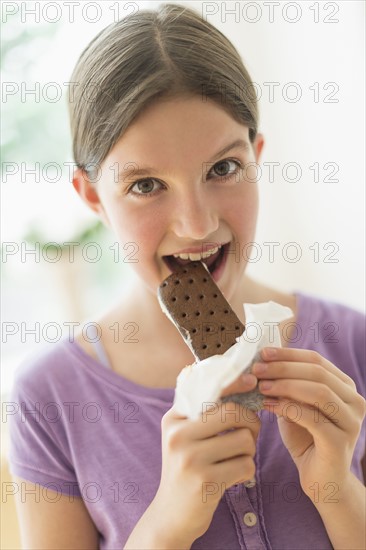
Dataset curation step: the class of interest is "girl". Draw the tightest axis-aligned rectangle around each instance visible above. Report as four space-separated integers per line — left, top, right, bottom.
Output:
9 3 365 549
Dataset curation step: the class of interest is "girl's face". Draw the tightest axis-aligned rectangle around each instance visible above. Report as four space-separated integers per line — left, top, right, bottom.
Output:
74 95 264 303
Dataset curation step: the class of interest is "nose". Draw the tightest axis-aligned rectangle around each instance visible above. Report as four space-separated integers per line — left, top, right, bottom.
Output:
169 188 219 240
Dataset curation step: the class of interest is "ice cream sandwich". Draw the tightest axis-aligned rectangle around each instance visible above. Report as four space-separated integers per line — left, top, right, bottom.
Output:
158 261 264 410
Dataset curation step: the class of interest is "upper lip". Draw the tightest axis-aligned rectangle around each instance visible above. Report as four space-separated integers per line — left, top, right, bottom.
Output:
165 242 229 256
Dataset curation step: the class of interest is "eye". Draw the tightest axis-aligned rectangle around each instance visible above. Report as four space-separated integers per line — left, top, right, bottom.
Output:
128 179 164 197
209 159 242 181
126 158 243 199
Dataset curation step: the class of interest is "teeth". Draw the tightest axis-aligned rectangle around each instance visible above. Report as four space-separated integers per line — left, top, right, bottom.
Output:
173 252 190 260
200 246 220 259
173 245 220 261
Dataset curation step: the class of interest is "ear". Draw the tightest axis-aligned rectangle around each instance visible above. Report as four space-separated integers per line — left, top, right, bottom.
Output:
253 132 265 163
72 168 111 227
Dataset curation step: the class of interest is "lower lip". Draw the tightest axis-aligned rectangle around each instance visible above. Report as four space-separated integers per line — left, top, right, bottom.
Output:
210 242 229 282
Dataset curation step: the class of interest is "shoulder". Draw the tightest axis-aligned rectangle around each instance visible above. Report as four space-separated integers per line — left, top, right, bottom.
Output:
297 291 365 347
7 341 84 498
296 291 365 396
11 338 84 402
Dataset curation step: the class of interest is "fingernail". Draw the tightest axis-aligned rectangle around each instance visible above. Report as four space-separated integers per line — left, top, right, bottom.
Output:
260 381 273 390
242 373 257 386
252 362 267 374
263 347 276 359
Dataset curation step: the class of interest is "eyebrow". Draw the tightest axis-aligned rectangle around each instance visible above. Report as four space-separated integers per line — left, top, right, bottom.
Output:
116 138 250 180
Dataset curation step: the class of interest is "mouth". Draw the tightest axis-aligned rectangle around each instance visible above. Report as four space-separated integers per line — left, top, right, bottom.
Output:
163 242 230 278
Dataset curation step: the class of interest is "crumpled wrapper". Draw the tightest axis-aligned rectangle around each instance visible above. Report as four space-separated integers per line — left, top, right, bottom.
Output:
173 301 293 420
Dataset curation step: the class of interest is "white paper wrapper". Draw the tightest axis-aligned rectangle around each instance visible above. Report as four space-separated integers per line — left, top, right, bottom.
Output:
173 301 293 420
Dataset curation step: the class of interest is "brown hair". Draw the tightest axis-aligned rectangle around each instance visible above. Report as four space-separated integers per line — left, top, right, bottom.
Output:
68 3 258 182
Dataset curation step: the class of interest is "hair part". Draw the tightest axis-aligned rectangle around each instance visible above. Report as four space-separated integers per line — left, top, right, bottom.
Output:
68 3 259 182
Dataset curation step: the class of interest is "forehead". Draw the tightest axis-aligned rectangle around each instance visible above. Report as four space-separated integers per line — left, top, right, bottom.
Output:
105 96 250 173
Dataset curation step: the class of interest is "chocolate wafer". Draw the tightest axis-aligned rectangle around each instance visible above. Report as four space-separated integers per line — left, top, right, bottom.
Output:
158 261 264 410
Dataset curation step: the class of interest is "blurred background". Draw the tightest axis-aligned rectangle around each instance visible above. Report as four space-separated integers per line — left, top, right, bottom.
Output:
1 1 365 546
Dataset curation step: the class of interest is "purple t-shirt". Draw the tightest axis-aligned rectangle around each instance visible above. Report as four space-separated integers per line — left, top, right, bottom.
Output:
7 292 366 549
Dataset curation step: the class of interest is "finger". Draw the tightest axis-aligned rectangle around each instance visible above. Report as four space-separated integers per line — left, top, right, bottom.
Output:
208 455 256 487
167 374 258 420
260 380 358 431
220 372 258 398
165 401 260 447
264 398 346 446
163 404 189 422
191 402 260 440
261 347 356 388
253 360 357 405
197 427 256 464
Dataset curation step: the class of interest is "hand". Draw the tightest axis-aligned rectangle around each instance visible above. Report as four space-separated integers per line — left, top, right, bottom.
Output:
252 347 366 503
155 374 260 544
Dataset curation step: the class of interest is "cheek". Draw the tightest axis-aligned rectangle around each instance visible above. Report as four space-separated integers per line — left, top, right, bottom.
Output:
108 203 165 254
223 183 259 235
